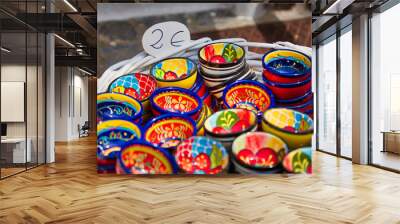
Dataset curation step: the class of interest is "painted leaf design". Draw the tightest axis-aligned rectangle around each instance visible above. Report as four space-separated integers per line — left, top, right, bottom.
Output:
204 45 215 61
292 151 311 173
210 144 223 169
154 69 165 79
216 111 239 130
222 44 237 63
299 118 311 132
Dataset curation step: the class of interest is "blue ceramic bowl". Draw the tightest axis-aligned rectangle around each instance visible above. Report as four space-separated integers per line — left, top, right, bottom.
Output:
97 93 143 124
262 49 311 80
150 87 203 120
143 114 197 150
116 140 178 174
97 119 143 159
222 80 275 118
263 75 311 101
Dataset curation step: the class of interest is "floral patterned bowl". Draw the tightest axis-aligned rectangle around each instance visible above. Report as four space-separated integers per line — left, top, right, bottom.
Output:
97 119 143 160
198 42 245 69
283 147 312 173
97 93 143 124
204 109 257 137
262 49 311 84
116 140 178 174
262 108 313 150
108 73 157 116
150 57 197 89
150 87 203 120
175 136 229 174
232 132 288 169
144 114 197 150
222 80 275 118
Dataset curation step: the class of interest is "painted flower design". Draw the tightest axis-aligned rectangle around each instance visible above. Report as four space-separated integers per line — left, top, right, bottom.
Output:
171 96 188 111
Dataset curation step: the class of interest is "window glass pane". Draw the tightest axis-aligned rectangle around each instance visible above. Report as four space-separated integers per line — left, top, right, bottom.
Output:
317 37 337 154
339 28 352 158
371 4 400 171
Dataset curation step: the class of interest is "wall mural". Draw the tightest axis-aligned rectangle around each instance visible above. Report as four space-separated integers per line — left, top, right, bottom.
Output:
97 3 313 175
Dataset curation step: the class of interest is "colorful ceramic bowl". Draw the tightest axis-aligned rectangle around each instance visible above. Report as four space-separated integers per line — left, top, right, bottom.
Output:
262 108 313 149
223 80 275 117
232 132 288 169
198 42 245 69
117 140 177 174
276 92 313 115
204 109 257 137
108 73 157 114
263 76 311 101
202 63 252 88
196 105 213 136
150 57 197 89
283 147 312 173
231 157 283 174
97 119 143 159
150 87 203 120
175 136 229 174
190 74 208 98
262 49 311 83
144 114 197 150
97 93 143 124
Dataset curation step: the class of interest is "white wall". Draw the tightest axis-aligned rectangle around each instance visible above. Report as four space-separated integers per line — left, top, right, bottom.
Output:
54 67 89 141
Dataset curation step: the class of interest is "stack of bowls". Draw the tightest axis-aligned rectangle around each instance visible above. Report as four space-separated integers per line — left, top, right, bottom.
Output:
97 93 143 124
222 80 275 120
108 73 157 123
261 108 313 150
150 87 203 121
189 75 213 108
116 140 178 174
150 57 197 89
97 119 142 173
198 42 256 101
231 132 288 174
262 49 313 117
144 114 197 151
175 136 229 174
204 109 257 151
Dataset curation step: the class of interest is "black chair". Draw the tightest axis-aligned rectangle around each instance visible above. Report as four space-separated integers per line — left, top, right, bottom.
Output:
78 121 90 138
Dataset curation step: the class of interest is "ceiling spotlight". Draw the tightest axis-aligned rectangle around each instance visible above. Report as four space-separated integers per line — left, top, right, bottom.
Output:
63 0 78 12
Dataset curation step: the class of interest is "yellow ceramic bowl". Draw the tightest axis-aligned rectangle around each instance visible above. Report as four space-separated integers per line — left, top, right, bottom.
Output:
261 108 313 150
150 57 197 89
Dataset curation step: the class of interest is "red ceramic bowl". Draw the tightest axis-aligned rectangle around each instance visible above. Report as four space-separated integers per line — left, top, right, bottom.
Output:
222 80 275 118
150 87 203 120
263 76 311 101
263 69 310 84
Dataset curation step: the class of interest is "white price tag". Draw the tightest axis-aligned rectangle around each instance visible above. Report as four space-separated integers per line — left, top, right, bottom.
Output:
142 21 191 57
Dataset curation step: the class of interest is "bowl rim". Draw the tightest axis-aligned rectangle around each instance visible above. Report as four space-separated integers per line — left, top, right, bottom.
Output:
97 119 143 139
263 75 312 88
107 72 157 102
275 94 313 110
204 108 258 138
117 139 178 174
175 136 229 173
231 131 288 169
262 49 311 77
262 108 314 135
222 79 276 111
198 42 246 68
275 90 313 104
143 113 198 145
97 92 143 121
150 87 203 117
150 57 197 83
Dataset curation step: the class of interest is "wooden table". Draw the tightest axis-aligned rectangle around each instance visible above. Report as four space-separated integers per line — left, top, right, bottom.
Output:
381 131 400 154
